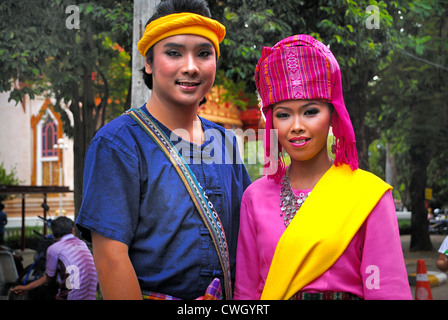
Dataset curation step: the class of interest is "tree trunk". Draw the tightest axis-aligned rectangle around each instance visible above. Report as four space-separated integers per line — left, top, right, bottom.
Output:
343 85 376 171
72 116 85 223
409 107 433 251
409 155 433 251
131 0 160 108
69 82 84 223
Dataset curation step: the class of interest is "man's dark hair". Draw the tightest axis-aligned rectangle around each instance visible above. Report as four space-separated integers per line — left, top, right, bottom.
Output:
141 0 213 91
50 217 74 239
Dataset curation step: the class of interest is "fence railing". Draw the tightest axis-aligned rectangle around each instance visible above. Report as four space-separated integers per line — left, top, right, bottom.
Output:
4 227 44 241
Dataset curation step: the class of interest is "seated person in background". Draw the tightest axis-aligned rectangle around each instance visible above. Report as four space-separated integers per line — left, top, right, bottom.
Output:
11 217 98 300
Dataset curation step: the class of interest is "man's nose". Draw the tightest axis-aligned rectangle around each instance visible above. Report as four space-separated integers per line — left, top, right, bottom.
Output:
182 54 199 75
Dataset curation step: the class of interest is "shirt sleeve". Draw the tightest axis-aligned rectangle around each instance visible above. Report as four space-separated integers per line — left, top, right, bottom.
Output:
234 192 263 300
76 136 141 246
438 236 448 254
45 244 59 278
360 190 412 300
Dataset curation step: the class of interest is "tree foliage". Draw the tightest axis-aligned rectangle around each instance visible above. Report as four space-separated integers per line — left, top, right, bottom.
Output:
0 161 22 203
210 0 399 170
0 0 133 215
368 0 447 250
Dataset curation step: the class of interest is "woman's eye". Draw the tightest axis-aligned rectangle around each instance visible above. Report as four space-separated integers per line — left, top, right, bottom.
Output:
304 108 319 116
275 112 290 119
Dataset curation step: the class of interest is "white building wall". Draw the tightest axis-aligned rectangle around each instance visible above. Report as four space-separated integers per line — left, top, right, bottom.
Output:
0 91 74 190
0 93 33 185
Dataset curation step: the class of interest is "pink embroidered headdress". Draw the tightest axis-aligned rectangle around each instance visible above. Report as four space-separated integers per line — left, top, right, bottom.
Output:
255 34 358 182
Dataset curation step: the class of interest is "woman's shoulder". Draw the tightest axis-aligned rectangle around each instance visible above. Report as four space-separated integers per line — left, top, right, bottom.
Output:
334 164 391 190
243 175 279 199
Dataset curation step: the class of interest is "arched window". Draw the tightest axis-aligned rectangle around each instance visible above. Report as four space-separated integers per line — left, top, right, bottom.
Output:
42 117 58 157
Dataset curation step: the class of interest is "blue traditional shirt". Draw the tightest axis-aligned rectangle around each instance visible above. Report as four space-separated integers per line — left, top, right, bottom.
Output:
76 105 251 299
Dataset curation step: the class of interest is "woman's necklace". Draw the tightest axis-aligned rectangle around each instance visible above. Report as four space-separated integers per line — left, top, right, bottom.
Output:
280 169 310 227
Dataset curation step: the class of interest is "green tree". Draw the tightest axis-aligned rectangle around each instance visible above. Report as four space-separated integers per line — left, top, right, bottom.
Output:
368 0 448 250
0 0 133 217
210 0 398 170
0 161 21 203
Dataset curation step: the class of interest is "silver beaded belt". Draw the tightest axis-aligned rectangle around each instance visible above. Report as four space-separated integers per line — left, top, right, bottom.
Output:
290 291 362 300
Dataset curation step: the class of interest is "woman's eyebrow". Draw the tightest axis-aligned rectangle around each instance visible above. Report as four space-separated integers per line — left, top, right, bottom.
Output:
273 106 292 112
273 102 319 112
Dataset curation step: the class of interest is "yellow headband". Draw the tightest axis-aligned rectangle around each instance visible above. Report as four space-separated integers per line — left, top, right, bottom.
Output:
138 12 226 58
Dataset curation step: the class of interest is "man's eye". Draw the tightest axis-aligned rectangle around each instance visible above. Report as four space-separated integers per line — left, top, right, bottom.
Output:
198 50 213 58
166 50 181 57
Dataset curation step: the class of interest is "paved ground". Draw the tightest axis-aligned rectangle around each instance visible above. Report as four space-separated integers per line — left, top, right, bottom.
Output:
401 234 448 300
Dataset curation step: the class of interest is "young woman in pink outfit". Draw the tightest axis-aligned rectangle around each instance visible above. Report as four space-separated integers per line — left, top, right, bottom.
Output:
234 35 412 300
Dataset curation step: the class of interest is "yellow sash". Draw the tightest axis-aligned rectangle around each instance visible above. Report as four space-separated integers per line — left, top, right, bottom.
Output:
260 164 391 300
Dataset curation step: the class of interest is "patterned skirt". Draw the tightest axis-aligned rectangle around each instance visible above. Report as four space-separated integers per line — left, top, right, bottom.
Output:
142 278 222 300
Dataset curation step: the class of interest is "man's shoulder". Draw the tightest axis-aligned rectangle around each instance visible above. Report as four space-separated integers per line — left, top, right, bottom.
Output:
89 112 148 157
200 116 226 131
95 113 137 140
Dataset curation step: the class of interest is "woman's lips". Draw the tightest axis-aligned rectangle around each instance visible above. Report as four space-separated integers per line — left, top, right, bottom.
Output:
289 137 311 147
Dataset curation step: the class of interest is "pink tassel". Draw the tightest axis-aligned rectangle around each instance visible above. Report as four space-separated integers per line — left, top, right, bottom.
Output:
333 137 358 170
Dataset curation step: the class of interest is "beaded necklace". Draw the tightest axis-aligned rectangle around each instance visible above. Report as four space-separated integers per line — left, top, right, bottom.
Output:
280 170 310 227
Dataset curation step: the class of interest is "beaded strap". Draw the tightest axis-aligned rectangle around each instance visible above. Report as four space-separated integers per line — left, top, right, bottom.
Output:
290 291 362 300
125 108 232 300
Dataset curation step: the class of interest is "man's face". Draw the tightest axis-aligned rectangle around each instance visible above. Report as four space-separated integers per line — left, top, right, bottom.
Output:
145 34 217 109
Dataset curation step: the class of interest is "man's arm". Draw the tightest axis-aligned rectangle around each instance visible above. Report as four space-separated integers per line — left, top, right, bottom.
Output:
11 274 50 295
91 232 142 300
436 252 448 272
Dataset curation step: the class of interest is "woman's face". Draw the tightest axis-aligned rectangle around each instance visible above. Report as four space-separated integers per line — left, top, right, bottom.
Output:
145 34 217 108
272 99 332 163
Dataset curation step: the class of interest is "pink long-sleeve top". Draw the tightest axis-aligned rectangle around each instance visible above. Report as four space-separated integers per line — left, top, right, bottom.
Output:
234 175 412 300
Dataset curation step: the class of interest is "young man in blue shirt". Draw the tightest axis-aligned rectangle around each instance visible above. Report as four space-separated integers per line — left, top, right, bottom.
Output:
76 0 251 300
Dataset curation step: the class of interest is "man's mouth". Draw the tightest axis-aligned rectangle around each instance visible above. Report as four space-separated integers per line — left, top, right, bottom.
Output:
176 81 201 87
